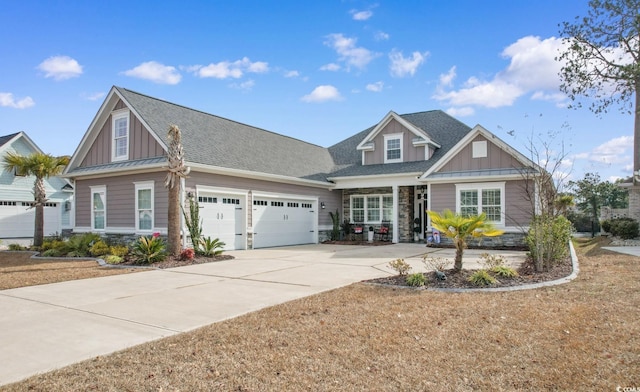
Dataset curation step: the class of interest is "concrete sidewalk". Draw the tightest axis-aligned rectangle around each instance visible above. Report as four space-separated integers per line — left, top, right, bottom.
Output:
602 246 640 257
0 244 526 386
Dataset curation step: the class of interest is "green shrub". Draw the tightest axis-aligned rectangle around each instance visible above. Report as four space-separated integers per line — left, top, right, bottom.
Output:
42 248 63 257
200 237 225 257
526 215 573 269
600 219 612 234
182 197 203 253
422 255 451 272
109 245 130 257
605 217 639 239
8 244 26 251
90 240 110 256
132 235 167 263
67 233 102 256
468 270 497 286
329 209 340 240
491 265 518 278
388 258 412 276
406 273 426 287
104 255 123 264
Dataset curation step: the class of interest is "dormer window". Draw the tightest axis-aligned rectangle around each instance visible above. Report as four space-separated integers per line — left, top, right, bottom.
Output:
384 133 403 163
111 110 129 162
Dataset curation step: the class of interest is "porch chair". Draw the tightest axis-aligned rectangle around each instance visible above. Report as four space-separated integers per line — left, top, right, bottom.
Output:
375 220 390 241
352 223 364 241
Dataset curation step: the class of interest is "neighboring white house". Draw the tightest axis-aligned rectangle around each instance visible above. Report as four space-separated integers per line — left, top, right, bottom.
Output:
0 132 73 240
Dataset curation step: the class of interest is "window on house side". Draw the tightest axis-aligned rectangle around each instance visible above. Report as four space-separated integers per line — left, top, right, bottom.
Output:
456 183 504 225
112 111 129 161
135 182 154 232
350 194 393 224
91 186 106 231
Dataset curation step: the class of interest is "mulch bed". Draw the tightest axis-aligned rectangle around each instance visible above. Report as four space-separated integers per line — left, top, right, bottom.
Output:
368 255 573 289
118 254 234 269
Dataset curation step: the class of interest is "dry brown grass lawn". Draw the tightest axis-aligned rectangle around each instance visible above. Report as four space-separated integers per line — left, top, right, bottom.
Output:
2 238 639 391
0 252 139 290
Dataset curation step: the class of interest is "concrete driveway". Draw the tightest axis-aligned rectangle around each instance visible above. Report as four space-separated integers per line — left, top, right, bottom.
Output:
0 243 526 386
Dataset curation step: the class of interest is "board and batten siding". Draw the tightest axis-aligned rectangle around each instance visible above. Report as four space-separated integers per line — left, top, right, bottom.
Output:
80 99 165 168
429 180 533 228
436 135 524 173
186 171 340 227
364 118 427 165
75 172 168 230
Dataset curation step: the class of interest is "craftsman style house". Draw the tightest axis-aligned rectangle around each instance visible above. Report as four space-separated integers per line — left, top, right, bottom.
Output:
63 86 537 249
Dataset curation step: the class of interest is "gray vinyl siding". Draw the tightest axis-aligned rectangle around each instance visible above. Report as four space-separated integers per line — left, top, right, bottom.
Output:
364 118 426 165
75 172 168 229
429 183 456 213
429 180 533 227
186 171 340 227
80 99 165 168
505 179 533 227
436 135 524 173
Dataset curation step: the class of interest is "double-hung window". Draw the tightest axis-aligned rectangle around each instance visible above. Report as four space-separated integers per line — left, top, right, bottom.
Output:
135 181 154 232
350 194 393 223
91 186 106 231
112 110 129 161
456 182 505 225
384 134 403 163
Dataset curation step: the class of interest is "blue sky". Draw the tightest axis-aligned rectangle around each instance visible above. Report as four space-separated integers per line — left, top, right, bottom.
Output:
0 0 634 183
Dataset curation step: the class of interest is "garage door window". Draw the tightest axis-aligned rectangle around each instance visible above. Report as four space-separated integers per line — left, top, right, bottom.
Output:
135 182 154 232
91 186 106 231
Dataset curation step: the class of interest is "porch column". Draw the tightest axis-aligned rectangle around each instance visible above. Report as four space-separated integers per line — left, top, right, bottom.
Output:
392 185 399 243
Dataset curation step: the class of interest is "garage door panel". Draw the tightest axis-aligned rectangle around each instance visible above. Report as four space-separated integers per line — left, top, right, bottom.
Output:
253 197 315 249
0 202 61 238
198 193 245 250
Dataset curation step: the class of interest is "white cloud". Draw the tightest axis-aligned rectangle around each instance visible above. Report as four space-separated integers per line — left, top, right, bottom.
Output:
0 92 34 109
123 61 182 84
375 31 389 41
83 92 106 101
389 49 429 77
324 33 378 70
37 55 82 80
193 57 269 79
301 85 343 103
366 81 384 92
446 106 475 117
284 70 300 78
230 79 255 91
351 9 373 20
588 135 633 165
439 66 456 87
320 63 341 71
433 36 569 110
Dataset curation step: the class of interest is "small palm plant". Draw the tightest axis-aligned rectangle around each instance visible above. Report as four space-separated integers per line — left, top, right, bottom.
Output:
132 234 167 263
427 209 504 271
200 236 225 257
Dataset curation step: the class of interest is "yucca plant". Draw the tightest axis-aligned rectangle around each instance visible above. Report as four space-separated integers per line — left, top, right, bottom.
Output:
200 236 225 257
132 234 167 263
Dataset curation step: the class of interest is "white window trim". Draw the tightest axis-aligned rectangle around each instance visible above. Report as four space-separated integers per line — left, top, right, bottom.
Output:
384 133 403 163
350 194 393 224
472 140 488 158
134 181 154 233
455 182 505 226
111 109 130 162
90 185 106 232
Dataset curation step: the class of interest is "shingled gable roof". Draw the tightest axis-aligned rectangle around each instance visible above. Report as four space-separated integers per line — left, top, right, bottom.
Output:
0 132 42 155
327 110 472 178
0 133 20 149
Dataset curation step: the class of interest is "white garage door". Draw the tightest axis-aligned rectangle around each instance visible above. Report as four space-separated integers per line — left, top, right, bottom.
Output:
0 201 61 238
197 192 246 250
252 196 316 248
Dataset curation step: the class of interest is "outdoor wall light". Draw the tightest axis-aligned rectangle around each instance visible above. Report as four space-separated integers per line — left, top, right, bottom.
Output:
321 202 326 209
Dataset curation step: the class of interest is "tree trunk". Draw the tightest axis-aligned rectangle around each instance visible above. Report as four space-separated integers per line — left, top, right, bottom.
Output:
453 238 464 271
33 177 46 247
167 182 181 257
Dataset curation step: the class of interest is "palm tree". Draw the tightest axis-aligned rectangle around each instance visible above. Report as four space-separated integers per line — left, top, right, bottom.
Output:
2 152 70 247
427 209 504 271
165 125 190 257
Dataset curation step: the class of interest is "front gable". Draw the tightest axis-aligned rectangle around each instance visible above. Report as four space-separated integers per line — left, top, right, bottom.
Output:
421 125 537 180
357 111 440 165
66 87 168 175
